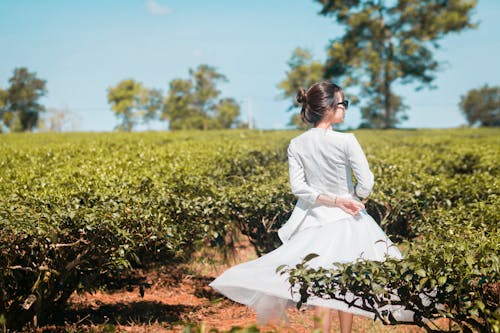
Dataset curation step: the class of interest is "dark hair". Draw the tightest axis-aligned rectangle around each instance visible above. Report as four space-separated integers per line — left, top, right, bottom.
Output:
296 81 344 125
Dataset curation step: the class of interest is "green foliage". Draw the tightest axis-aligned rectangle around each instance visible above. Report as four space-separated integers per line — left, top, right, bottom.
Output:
350 130 497 240
277 48 325 128
277 129 500 332
0 128 498 331
314 0 477 128
281 229 499 332
459 84 500 127
0 67 47 132
0 130 292 329
162 64 241 130
0 88 6 133
214 98 242 129
107 79 162 131
0 88 6 110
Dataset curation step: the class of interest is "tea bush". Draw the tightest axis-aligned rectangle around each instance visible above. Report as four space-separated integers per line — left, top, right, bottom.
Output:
1 128 498 331
280 129 500 332
0 130 293 329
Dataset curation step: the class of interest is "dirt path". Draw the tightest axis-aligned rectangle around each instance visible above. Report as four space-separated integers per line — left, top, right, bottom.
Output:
41 239 430 332
29 237 436 333
64 270 425 333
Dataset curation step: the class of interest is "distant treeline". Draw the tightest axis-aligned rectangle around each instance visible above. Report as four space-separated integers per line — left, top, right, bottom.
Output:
0 65 244 133
0 63 498 133
3 1 500 132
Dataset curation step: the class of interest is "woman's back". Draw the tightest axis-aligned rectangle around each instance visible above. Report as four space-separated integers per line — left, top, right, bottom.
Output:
288 128 374 200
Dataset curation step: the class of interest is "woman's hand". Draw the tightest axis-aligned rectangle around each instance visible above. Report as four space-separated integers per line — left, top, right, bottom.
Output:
316 194 365 216
335 197 365 216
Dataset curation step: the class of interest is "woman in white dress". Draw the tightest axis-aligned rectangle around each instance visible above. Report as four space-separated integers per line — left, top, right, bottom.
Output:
209 81 403 333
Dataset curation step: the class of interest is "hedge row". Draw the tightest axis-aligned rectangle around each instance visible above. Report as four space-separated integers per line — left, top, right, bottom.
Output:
0 130 292 329
280 129 499 332
1 128 498 331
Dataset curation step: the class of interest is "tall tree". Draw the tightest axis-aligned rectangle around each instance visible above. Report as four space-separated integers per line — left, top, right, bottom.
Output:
107 79 162 131
314 0 477 128
141 88 163 124
191 64 227 115
277 48 325 128
213 98 241 129
38 106 81 132
162 78 205 130
459 84 500 127
0 88 6 133
1 67 47 132
162 64 240 130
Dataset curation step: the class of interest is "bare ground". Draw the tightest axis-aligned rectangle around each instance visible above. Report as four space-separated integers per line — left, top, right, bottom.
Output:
37 238 439 332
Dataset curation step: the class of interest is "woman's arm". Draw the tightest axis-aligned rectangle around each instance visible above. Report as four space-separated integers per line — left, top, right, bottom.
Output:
346 134 374 199
316 194 364 216
288 143 321 204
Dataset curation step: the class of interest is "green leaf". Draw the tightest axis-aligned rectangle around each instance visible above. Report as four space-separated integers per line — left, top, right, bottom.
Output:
303 253 320 263
415 269 426 277
437 276 447 286
275 264 288 273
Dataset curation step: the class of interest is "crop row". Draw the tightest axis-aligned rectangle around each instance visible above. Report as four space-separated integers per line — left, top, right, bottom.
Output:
281 129 499 332
0 128 498 331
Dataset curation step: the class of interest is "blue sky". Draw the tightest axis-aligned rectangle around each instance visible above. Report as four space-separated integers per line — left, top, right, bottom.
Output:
1 0 499 131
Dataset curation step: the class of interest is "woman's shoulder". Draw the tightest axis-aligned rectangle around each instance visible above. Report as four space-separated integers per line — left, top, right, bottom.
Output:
329 130 354 138
289 129 354 149
326 130 357 142
289 130 309 146
291 128 354 139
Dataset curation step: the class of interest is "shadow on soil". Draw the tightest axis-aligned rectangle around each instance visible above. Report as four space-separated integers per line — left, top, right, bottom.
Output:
59 301 196 325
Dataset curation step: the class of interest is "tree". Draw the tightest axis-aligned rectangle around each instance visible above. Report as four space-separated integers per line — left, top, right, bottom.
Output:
190 64 227 113
1 67 47 132
107 79 162 131
0 88 7 133
313 0 477 128
142 88 163 124
162 78 204 130
162 64 241 130
38 106 81 132
459 84 500 127
277 48 325 128
213 98 241 129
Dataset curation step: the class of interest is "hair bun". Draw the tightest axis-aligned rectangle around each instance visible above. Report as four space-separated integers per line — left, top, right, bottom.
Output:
296 87 307 105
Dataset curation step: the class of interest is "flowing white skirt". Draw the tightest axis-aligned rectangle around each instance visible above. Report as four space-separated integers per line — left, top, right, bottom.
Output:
209 210 413 324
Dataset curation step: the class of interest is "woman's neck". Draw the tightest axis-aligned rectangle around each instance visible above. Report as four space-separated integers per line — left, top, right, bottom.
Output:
314 121 332 129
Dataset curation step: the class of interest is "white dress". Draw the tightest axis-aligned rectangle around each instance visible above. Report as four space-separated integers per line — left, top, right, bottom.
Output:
209 128 411 323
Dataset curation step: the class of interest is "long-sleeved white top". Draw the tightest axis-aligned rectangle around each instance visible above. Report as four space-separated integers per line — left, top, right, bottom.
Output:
278 128 375 242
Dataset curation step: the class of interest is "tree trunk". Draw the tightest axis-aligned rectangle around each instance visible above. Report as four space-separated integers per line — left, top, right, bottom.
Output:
383 67 392 129
383 34 394 129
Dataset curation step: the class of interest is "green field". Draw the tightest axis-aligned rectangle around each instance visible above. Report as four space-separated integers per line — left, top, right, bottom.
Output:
0 128 498 332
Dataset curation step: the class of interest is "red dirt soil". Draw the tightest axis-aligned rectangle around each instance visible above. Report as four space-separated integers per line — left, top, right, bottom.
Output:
40 238 435 332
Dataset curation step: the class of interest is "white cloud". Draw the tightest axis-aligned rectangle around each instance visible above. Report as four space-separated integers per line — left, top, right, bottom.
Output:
145 0 172 15
192 49 203 57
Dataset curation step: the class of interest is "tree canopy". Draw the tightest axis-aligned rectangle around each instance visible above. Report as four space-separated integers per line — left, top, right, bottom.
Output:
162 64 241 130
318 0 477 128
107 79 162 131
279 0 477 129
0 67 47 132
277 48 325 129
0 88 7 133
459 84 500 127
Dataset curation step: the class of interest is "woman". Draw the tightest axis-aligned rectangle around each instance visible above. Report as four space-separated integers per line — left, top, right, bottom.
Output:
210 81 404 333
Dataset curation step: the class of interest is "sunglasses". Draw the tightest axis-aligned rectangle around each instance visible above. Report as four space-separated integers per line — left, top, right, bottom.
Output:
334 100 349 109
